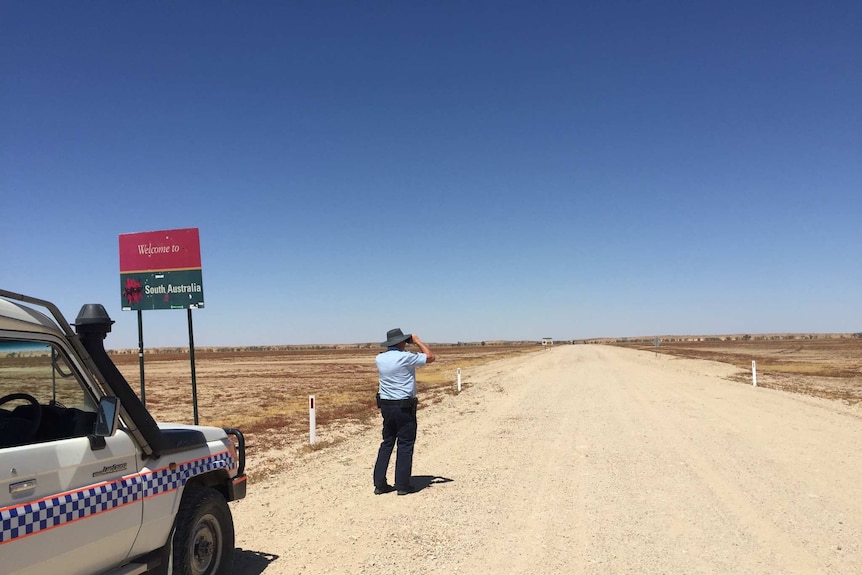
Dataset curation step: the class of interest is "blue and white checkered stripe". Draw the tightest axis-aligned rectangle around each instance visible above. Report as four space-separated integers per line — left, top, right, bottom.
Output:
1 451 235 545
141 450 235 499
0 475 141 544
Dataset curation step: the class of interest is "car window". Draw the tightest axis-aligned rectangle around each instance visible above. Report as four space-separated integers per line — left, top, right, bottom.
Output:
0 340 97 448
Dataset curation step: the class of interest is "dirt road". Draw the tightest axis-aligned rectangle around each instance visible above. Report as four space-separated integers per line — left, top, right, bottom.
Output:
231 345 862 574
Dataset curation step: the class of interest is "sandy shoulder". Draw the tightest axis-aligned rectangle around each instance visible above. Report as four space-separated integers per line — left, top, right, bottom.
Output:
231 345 862 575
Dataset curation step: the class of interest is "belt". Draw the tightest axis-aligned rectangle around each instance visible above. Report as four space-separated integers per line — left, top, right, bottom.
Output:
377 396 417 407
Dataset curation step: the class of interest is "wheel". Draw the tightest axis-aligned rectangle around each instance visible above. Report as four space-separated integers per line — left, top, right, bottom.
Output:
172 487 235 575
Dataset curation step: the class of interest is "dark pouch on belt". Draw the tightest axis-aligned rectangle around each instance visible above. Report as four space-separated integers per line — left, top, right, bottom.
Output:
376 393 381 408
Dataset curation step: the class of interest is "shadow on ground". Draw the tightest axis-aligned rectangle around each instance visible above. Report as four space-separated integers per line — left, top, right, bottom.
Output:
232 549 279 575
412 475 454 493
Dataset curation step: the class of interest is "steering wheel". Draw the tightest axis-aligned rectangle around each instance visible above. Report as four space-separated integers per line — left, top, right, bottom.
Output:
0 393 43 444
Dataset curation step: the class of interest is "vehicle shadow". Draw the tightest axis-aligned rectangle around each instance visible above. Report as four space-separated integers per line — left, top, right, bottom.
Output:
232 549 279 575
412 475 454 493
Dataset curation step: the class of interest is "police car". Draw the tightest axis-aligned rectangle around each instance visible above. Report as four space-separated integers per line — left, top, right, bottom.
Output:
0 290 246 575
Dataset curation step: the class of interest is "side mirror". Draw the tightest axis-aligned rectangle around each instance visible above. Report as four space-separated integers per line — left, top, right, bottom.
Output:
94 396 120 437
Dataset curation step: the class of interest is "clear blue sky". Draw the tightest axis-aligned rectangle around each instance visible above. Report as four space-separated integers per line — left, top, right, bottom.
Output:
2 1 860 349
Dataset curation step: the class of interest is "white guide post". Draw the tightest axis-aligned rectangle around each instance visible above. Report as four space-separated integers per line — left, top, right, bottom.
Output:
457 368 462 393
752 361 757 387
309 395 316 444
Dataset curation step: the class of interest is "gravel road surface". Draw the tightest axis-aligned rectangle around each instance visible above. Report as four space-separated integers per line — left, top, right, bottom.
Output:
231 345 862 574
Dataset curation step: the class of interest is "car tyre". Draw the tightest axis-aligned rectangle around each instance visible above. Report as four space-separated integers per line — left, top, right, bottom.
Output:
172 487 234 575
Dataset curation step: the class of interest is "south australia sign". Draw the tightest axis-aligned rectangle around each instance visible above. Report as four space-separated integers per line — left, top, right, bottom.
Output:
119 228 205 311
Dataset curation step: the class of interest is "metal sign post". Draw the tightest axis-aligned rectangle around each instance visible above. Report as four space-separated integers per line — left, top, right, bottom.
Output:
137 310 146 406
188 309 199 424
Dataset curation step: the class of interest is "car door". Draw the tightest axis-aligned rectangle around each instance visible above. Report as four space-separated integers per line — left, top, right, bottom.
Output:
0 339 144 575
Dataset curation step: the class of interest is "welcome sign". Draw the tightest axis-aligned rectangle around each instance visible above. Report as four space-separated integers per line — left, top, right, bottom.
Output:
119 228 204 311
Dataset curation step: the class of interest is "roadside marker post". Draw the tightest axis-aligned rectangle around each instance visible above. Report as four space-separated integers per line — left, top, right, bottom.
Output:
752 361 757 387
309 395 316 444
457 368 462 393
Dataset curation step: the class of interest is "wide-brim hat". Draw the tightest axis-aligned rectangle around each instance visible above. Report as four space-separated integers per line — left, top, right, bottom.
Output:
381 328 412 347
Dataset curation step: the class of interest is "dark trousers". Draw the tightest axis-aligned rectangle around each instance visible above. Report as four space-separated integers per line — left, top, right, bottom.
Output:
373 404 417 489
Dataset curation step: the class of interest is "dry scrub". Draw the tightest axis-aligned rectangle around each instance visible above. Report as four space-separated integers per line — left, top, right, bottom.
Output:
113 344 540 481
112 337 861 482
611 337 862 404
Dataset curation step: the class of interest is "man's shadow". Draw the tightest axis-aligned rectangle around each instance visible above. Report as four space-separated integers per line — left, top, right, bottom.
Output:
412 475 454 493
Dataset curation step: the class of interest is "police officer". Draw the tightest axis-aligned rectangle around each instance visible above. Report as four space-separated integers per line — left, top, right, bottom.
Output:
373 328 436 495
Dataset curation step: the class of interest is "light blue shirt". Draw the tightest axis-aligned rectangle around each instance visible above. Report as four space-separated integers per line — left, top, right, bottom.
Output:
376 348 427 400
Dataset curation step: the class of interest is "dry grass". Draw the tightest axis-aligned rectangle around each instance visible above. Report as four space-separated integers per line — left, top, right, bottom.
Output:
112 344 540 482
110 337 861 482
610 337 862 404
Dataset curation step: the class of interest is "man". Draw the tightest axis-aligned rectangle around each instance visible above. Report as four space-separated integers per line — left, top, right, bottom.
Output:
373 328 436 495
